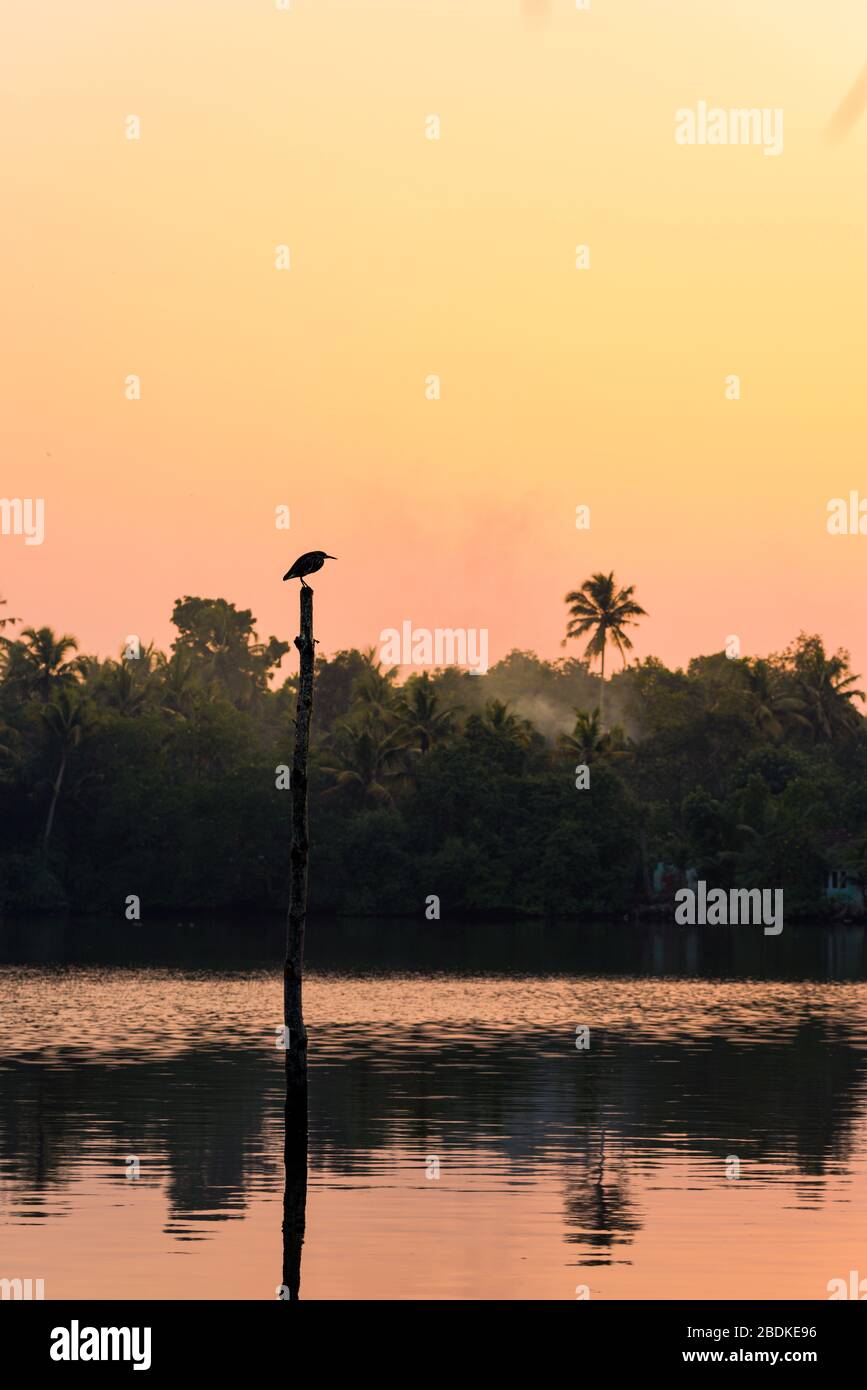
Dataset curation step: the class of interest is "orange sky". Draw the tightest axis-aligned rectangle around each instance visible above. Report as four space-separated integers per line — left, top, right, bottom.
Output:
2 0 866 678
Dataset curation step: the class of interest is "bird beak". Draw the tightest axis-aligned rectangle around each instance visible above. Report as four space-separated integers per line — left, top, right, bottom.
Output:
326 554 337 560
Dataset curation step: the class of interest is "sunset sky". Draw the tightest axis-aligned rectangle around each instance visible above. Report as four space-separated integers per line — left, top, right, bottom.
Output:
2 0 866 678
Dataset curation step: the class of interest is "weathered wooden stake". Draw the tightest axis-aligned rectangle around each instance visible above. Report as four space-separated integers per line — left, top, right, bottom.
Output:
281 1085 308 1301
281 585 313 1298
284 584 313 1093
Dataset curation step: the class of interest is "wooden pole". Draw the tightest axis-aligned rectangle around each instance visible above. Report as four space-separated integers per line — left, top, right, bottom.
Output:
281 1086 308 1301
284 584 313 1093
281 584 313 1298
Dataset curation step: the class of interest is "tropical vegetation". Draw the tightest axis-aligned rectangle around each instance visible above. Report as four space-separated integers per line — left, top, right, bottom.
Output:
1 583 865 920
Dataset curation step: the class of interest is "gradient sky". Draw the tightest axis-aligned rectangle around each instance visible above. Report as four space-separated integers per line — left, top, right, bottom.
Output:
2 0 866 678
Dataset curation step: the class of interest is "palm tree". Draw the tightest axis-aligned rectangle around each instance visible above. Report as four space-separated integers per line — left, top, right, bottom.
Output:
92 660 152 716
563 572 646 723
352 648 399 727
196 602 247 699
18 626 81 700
791 638 865 741
742 659 809 742
398 674 460 752
39 688 91 848
0 596 20 685
0 595 19 642
156 649 201 717
558 707 631 762
321 720 413 805
480 699 534 746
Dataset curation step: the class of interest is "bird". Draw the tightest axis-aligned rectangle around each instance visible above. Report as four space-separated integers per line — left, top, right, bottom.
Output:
282 550 337 588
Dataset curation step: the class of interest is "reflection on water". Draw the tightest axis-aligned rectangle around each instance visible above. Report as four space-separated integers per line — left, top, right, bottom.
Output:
1 919 866 1299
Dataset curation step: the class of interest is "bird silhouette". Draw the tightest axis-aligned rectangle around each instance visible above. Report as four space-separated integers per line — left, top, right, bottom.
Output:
282 550 337 588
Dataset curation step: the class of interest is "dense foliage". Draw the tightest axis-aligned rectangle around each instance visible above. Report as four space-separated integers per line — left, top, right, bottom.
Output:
1 592 865 919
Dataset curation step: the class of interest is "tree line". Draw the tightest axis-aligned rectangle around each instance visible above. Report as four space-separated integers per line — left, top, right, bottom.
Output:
0 580 865 919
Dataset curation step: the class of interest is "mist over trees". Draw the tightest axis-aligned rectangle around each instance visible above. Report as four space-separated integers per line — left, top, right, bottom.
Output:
1 593 865 919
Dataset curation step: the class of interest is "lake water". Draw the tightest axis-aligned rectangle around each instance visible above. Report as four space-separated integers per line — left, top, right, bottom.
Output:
1 918 866 1300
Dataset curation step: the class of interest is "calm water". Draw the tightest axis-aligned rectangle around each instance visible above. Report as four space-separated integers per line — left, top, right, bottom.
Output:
1 918 866 1300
